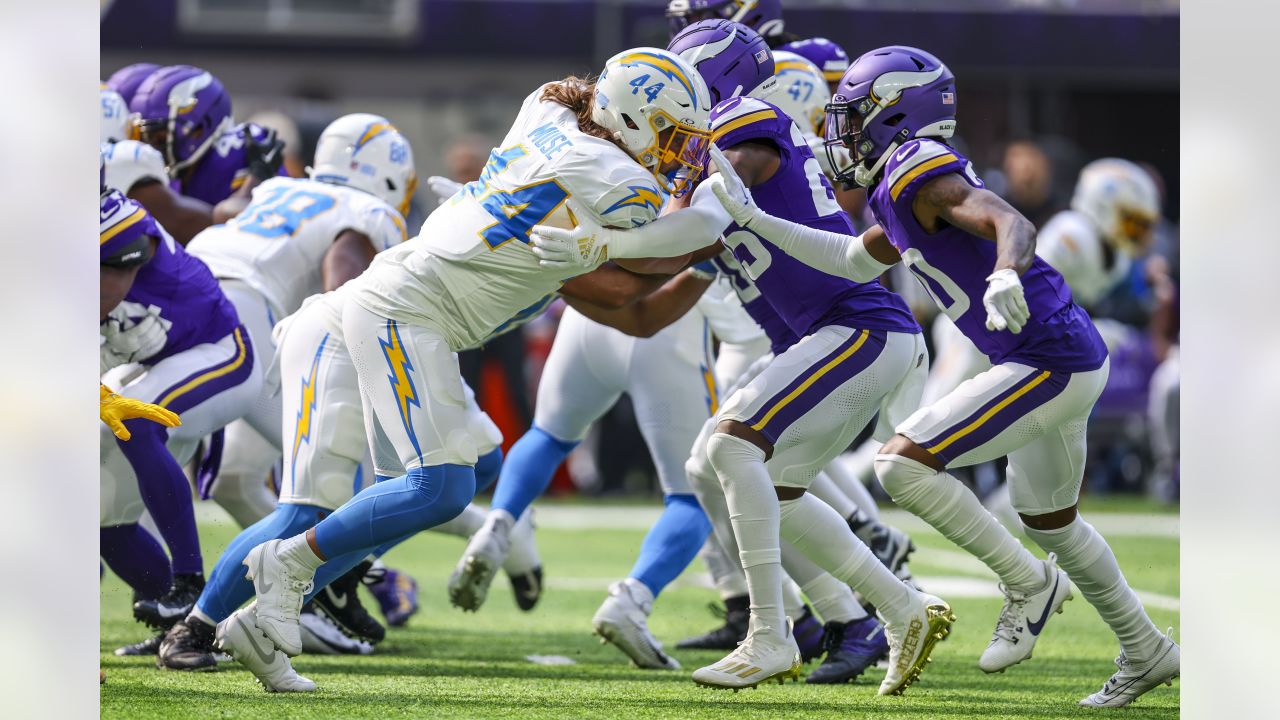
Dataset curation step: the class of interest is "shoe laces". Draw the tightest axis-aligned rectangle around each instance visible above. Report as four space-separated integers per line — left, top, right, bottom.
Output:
820 622 847 655
991 583 1030 643
280 579 313 620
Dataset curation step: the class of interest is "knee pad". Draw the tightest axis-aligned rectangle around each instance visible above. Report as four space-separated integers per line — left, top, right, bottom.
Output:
873 453 936 499
706 432 762 477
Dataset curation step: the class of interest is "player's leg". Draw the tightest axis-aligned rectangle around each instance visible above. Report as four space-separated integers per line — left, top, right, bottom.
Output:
452 308 622 611
246 303 476 656
809 470 914 583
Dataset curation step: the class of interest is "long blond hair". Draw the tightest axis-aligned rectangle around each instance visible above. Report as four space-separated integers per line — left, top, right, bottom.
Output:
540 76 619 146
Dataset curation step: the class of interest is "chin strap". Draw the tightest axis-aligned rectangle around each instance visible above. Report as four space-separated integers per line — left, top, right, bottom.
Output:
852 128 913 188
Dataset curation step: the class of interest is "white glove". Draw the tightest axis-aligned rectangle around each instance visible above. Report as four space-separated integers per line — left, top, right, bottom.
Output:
706 144 764 228
982 268 1030 334
102 312 168 363
426 176 464 205
529 201 613 270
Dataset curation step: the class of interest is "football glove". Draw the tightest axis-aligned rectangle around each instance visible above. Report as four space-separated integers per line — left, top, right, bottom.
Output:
529 200 613 270
100 384 181 441
706 144 764 229
246 128 286 182
983 268 1030 334
426 176 464 205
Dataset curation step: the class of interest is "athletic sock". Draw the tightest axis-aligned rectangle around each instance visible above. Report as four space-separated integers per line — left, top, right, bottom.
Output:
433 503 487 538
100 524 172 599
630 494 712 597
780 542 866 623
311 464 475 560
707 433 786 642
825 454 880 519
115 419 203 574
778 493 912 625
1024 517 1165 662
876 454 1044 591
781 574 807 619
809 470 857 519
490 426 578 518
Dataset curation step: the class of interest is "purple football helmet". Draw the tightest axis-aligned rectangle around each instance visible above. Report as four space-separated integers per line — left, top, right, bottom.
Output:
105 63 160 105
777 37 850 88
130 65 233 173
667 19 775 106
666 0 784 40
824 45 957 187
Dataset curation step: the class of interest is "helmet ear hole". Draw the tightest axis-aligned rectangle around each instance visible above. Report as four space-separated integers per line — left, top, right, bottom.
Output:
385 178 397 192
621 113 640 131
883 113 906 127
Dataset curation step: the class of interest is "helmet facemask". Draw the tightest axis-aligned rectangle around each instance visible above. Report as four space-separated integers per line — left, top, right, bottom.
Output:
634 109 713 198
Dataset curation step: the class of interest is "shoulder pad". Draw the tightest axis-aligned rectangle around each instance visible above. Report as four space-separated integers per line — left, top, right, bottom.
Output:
881 138 969 203
558 143 663 228
710 97 788 146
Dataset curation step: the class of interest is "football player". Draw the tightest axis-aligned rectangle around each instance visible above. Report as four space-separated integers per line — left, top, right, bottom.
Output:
707 45 1179 707
776 37 850 95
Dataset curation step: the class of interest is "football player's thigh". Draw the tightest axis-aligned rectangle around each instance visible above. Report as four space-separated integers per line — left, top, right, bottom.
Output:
342 302 472 469
766 329 916 488
462 379 503 458
713 336 770 392
533 308 625 442
629 336 714 495
1005 413 1089 515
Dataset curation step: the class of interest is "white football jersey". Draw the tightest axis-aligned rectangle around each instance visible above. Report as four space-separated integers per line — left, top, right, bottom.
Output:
187 176 408 318
1036 209 1131 308
350 84 663 351
102 140 168 194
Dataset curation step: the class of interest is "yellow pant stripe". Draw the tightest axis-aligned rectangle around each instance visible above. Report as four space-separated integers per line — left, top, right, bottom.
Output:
927 370 1052 455
158 328 249 408
750 330 869 432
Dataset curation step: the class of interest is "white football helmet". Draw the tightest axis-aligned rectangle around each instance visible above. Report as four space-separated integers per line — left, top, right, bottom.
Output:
100 85 130 144
767 51 828 138
309 113 418 217
592 48 713 197
1071 158 1160 255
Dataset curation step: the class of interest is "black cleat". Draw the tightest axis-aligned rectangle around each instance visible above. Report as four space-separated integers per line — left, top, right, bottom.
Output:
312 561 385 644
676 595 749 650
114 633 163 656
847 513 915 581
805 616 889 684
133 573 205 631
508 566 544 612
157 617 217 671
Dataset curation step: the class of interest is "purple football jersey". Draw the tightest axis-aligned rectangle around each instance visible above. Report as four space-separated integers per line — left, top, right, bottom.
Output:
710 96 919 340
100 190 240 362
712 251 800 355
868 138 1107 372
176 122 287 206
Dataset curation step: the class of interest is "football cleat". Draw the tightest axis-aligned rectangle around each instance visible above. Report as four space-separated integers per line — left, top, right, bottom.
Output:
113 632 163 656
448 512 513 612
242 539 313 656
215 606 316 693
300 605 374 655
878 591 955 696
805 616 889 684
858 521 916 582
311 561 385 644
1079 629 1179 708
508 566 544 612
792 608 826 663
979 553 1072 673
365 566 420 627
692 617 802 691
156 617 217 671
677 596 749 650
592 578 679 669
133 573 205 631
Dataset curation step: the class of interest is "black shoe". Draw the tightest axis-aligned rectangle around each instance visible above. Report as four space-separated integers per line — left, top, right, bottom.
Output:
508 565 543 612
312 561 385 644
157 618 217 671
847 513 915 581
676 595 749 650
133 573 205 631
805 616 890 684
114 633 163 656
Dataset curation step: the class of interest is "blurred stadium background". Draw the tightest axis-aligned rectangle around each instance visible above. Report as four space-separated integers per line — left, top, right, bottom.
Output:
102 0 1180 506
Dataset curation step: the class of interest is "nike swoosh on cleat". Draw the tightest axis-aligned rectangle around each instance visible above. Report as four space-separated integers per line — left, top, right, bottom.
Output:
325 588 348 609
153 604 191 618
254 551 273 594
241 621 278 665
1026 575 1061 636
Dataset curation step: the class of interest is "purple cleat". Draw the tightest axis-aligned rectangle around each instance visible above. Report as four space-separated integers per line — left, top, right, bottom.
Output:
792 608 826 663
805 616 890 684
365 567 420 628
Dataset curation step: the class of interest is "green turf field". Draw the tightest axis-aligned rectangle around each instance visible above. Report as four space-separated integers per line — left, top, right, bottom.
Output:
100 499 1179 719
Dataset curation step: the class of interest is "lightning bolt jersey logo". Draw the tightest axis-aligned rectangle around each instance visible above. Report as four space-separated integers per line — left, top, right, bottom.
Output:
601 184 663 217
379 320 424 462
291 333 329 478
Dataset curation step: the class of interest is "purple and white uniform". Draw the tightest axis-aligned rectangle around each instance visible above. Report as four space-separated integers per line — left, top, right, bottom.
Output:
100 190 262 526
871 138 1110 513
709 97 927 488
176 122 285 206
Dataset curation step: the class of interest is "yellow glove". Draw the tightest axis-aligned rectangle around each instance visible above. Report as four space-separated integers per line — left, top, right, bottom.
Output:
100 384 181 441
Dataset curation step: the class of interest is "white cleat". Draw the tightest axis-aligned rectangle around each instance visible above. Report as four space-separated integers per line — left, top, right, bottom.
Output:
592 579 679 670
300 607 374 656
1079 630 1179 708
879 591 955 696
504 508 541 576
215 607 317 693
692 618 802 691
979 553 1072 673
242 539 313 656
448 511 513 612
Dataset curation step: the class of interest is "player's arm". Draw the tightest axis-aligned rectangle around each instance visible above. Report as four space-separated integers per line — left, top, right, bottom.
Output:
559 263 672 310
704 145 901 282
913 173 1038 275
214 128 288 223
563 268 713 338
128 180 214 246
321 230 378 291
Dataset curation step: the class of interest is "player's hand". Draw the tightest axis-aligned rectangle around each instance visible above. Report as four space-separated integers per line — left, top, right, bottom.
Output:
426 176 464 204
246 128 286 181
706 144 763 228
100 384 181 441
102 313 168 364
983 268 1030 334
530 202 613 270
